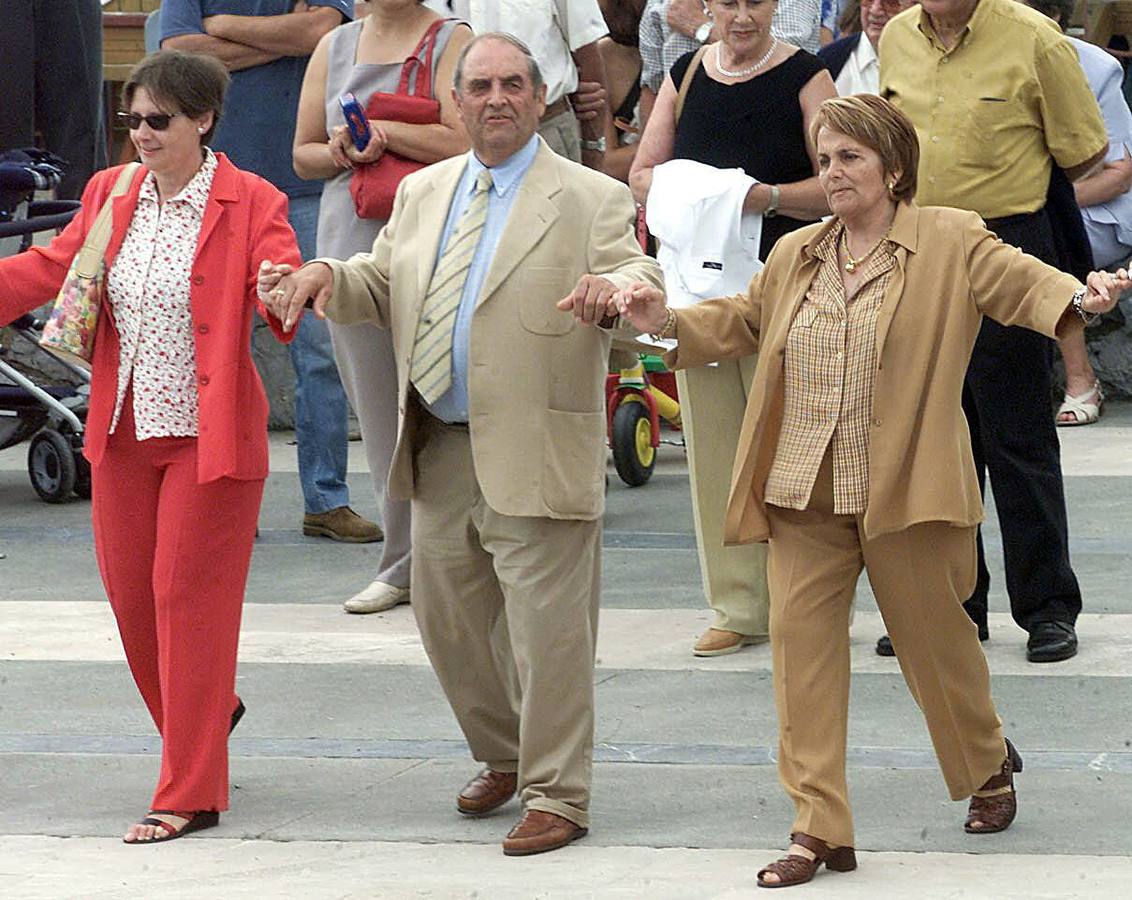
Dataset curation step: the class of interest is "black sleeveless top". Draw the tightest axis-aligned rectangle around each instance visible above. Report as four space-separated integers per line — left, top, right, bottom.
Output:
670 49 827 260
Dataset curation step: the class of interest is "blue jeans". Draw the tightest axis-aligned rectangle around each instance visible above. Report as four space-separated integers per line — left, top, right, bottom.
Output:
287 193 350 514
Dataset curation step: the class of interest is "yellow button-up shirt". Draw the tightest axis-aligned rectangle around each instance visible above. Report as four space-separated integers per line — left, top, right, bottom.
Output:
878 0 1106 218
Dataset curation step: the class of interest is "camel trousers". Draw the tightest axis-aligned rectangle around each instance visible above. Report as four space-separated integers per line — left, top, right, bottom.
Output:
409 416 601 828
765 452 1007 847
328 320 411 589
90 397 262 812
676 357 769 636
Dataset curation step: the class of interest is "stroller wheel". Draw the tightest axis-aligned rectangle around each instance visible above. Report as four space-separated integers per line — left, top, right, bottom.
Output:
28 429 77 503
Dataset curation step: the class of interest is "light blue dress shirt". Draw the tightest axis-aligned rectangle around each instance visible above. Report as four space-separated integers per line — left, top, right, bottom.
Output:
424 134 541 423
1071 36 1132 269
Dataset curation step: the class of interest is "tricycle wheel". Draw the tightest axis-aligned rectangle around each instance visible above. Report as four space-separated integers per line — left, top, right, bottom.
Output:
612 400 656 487
27 428 77 503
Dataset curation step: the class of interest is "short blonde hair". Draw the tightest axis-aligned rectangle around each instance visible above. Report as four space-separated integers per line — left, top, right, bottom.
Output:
810 94 919 203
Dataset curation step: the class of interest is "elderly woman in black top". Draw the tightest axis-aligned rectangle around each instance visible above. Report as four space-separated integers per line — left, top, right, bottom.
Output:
629 0 835 659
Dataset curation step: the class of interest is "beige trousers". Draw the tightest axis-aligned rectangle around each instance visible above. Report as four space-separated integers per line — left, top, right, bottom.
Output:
765 453 1007 847
676 358 769 636
410 416 601 828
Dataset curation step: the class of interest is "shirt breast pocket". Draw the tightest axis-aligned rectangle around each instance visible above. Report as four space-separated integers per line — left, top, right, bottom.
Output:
517 267 575 336
961 97 1019 169
793 304 820 329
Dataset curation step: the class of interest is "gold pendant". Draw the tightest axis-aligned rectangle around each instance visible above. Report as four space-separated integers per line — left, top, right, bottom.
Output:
844 260 857 274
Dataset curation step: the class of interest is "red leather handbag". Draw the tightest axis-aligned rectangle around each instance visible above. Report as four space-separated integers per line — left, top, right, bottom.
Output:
349 19 449 220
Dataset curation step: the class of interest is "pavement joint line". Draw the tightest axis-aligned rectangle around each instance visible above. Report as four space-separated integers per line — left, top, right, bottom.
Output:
3 735 1132 772
2 525 1131 554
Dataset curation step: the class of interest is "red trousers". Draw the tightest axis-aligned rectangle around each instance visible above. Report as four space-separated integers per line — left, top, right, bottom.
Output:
90 398 263 812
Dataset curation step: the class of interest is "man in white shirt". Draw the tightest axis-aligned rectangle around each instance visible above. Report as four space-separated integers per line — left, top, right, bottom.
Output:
817 0 913 96
426 0 611 169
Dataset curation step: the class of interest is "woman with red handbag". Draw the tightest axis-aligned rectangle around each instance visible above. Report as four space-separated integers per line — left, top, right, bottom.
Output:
292 0 471 616
0 50 301 843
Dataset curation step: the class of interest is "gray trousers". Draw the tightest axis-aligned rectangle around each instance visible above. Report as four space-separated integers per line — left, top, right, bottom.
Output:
327 320 411 589
0 0 107 199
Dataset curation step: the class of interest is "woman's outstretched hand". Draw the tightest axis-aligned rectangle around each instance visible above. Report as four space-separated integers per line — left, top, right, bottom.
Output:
615 282 671 336
1082 267 1131 315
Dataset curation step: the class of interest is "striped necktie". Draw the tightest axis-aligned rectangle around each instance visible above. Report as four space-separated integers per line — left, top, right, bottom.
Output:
410 168 493 405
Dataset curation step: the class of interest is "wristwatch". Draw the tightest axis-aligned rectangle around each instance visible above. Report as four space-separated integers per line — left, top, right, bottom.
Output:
764 184 780 218
580 137 607 152
1071 286 1098 324
695 21 712 43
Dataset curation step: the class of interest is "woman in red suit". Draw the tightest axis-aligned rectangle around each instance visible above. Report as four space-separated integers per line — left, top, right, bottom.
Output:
0 50 301 844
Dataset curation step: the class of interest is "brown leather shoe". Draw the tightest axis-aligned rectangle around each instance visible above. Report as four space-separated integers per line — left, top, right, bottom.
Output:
457 768 517 817
302 506 382 543
502 809 587 856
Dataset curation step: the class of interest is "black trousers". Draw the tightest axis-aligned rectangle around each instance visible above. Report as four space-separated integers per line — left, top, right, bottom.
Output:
962 207 1082 631
0 0 106 199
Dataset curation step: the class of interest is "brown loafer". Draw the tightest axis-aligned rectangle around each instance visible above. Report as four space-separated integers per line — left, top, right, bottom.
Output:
756 832 857 888
966 738 1023 834
457 768 517 816
693 627 765 657
502 809 587 856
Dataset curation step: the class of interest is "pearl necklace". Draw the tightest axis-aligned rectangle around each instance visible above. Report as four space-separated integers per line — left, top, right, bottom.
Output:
841 228 890 274
713 38 778 78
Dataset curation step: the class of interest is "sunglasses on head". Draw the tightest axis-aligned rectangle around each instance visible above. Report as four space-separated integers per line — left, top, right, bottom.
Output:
116 111 181 131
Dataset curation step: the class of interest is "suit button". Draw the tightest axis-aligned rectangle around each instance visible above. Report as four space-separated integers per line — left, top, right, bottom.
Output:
198 324 209 334
192 274 204 285
873 417 881 426
199 375 210 386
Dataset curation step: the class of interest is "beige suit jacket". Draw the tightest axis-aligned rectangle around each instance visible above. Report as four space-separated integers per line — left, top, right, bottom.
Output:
668 202 1082 544
321 139 663 521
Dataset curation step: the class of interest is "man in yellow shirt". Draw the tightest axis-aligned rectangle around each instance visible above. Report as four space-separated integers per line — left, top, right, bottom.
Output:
879 0 1107 663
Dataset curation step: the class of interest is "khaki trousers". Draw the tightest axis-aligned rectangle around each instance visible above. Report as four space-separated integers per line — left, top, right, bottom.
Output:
410 417 601 828
676 358 769 636
538 107 581 162
765 453 1007 847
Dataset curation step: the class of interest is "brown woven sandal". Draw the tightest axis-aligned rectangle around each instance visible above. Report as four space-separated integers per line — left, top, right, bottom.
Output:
966 738 1023 834
756 832 857 889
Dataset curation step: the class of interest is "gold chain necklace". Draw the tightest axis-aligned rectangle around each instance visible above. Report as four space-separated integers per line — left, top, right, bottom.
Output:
841 228 890 274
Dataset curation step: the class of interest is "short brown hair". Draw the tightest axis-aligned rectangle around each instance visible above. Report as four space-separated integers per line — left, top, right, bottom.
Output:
810 94 919 203
122 50 229 144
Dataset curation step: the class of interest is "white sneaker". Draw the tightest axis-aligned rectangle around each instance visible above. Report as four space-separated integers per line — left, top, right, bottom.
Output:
343 580 410 614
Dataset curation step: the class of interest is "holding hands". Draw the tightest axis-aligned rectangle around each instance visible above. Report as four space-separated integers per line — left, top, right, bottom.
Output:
1081 267 1131 316
556 277 671 334
257 260 335 333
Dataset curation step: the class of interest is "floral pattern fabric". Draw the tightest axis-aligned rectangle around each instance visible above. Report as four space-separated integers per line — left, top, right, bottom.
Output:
107 149 217 439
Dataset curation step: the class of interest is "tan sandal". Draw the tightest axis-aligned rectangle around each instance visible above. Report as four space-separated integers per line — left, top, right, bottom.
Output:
756 832 857 889
966 738 1023 834
1057 381 1104 426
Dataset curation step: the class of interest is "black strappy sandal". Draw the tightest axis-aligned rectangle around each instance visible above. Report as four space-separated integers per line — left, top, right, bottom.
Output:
123 810 220 845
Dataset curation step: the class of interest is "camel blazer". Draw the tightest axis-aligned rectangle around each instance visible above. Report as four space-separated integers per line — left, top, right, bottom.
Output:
667 202 1083 544
320 139 663 520
0 156 300 482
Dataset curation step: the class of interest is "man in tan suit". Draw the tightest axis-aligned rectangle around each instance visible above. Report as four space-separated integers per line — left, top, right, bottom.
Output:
261 32 662 856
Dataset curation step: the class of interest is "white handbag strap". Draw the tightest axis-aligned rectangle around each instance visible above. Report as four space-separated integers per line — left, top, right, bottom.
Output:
72 162 141 279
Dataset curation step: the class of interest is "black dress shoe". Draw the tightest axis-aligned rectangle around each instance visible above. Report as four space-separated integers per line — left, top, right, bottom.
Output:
1026 621 1078 663
876 623 988 657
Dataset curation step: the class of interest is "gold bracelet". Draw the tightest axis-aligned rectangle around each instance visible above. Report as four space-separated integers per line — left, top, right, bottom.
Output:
651 306 677 341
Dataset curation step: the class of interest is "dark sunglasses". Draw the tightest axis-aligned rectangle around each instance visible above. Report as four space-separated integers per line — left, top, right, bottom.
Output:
116 111 181 131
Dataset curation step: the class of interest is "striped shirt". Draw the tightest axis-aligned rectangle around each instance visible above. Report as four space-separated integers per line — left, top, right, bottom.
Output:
764 222 894 514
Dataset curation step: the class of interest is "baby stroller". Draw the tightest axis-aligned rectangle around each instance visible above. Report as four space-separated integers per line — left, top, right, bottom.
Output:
0 149 88 502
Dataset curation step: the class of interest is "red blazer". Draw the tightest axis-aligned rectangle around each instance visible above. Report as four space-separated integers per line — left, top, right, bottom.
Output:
0 154 302 482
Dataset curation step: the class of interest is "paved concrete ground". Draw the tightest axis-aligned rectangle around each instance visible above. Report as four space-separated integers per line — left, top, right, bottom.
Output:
1 405 1131 899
